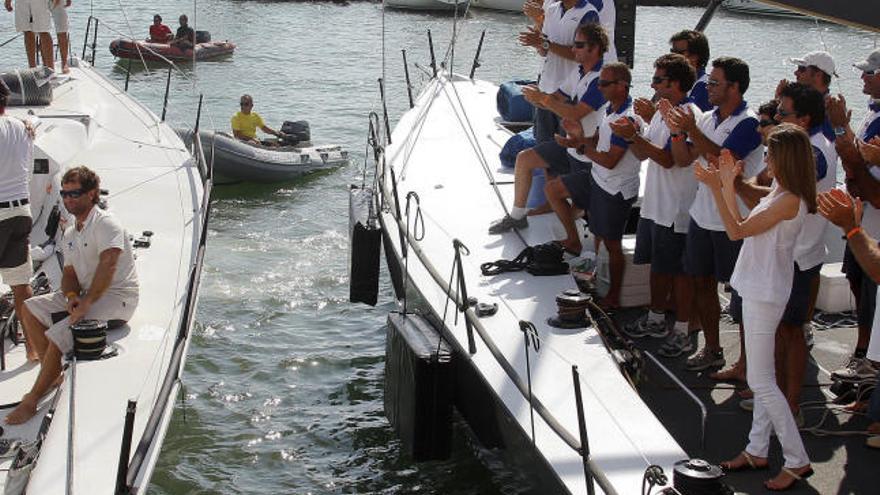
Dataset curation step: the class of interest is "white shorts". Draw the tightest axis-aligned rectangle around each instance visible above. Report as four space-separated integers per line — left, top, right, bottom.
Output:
0 254 33 287
49 2 67 33
14 0 53 33
25 291 138 354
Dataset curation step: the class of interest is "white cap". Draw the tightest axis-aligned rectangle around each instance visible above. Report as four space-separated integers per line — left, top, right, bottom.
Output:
788 51 837 77
854 49 880 73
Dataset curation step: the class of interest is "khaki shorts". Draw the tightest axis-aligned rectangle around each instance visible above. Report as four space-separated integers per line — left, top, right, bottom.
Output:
25 291 138 354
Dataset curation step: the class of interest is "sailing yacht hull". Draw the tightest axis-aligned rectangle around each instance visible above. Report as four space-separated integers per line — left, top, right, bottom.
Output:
376 72 685 494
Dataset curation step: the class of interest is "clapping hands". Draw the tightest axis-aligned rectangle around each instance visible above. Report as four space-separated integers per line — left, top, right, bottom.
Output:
694 150 741 191
633 97 655 123
666 104 696 134
857 136 880 165
818 188 863 233
826 94 851 128
519 25 543 50
523 0 544 23
609 117 638 140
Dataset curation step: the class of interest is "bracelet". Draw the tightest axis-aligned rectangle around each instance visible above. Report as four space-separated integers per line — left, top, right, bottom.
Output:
671 134 687 143
846 226 862 240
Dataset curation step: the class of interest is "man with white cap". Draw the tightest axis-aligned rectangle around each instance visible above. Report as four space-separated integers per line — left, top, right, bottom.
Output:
825 48 880 383
777 50 837 140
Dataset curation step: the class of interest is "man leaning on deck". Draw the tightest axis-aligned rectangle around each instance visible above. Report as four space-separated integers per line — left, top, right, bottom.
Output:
6 166 139 425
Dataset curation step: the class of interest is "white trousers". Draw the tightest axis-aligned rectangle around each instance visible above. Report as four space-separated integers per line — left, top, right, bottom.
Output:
743 298 810 468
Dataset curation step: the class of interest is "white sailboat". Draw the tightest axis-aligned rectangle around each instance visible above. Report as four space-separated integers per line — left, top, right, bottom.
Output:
385 0 471 12
374 71 686 494
0 53 210 494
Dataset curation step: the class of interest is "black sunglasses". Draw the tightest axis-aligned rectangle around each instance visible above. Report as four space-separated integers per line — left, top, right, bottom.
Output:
864 69 879 76
758 119 777 128
670 47 688 55
651 76 670 84
598 79 622 87
573 40 593 49
60 188 87 199
776 105 796 118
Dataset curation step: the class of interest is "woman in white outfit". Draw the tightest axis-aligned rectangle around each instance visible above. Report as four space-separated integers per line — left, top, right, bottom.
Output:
695 123 815 491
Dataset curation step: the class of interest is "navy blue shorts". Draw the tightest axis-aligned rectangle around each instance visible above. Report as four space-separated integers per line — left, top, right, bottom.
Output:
560 160 592 211
534 141 575 177
633 218 687 275
858 276 878 329
588 182 634 241
684 218 742 282
842 244 863 284
781 263 822 326
533 107 560 144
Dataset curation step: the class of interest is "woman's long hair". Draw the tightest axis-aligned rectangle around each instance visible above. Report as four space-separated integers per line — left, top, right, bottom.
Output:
766 123 818 213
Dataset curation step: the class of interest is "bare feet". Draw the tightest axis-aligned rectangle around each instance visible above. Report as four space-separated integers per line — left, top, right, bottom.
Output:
711 361 746 382
62 65 70 74
765 465 813 491
527 202 552 216
5 393 38 425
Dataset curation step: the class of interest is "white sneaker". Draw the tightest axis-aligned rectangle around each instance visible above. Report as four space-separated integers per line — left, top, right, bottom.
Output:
657 332 694 358
831 356 878 382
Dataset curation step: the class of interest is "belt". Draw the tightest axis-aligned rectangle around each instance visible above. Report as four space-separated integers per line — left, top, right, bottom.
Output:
0 198 29 209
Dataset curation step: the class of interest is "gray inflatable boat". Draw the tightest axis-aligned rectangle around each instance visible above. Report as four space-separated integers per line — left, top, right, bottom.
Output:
177 129 348 184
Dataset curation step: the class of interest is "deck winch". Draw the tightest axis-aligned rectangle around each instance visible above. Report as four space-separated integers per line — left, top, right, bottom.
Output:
71 319 110 360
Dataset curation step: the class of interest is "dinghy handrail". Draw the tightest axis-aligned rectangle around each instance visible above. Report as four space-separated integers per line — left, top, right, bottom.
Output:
384 198 619 495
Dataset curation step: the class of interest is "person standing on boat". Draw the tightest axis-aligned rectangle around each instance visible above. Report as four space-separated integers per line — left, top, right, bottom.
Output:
825 49 880 383
232 94 284 146
169 14 195 51
669 30 712 112
559 62 640 309
777 50 837 141
730 83 837 422
0 79 34 360
149 14 173 43
6 166 139 425
816 187 880 451
5 0 57 71
49 0 70 73
666 57 763 372
697 125 815 491
518 0 599 145
491 22 607 234
609 53 700 353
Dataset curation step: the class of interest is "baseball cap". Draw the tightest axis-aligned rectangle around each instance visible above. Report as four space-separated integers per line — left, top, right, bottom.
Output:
789 51 837 77
854 49 880 73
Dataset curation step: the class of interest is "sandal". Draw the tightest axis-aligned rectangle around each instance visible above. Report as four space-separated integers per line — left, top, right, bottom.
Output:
765 466 813 491
720 451 768 472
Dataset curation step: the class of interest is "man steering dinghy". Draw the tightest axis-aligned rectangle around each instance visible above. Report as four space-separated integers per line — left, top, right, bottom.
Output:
231 94 285 146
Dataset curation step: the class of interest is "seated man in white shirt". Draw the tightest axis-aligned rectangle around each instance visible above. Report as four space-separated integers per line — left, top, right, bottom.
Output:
6 166 139 425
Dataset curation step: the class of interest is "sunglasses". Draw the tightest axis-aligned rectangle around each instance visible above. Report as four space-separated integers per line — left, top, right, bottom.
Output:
706 79 725 87
60 188 87 199
758 119 777 128
597 79 622 87
670 47 688 55
795 65 808 73
573 41 593 49
864 69 879 76
651 76 670 84
776 106 796 118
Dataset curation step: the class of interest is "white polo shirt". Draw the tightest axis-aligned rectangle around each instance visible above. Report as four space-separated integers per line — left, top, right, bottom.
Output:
0 115 32 204
591 97 642 199
640 98 701 233
557 60 606 160
793 127 838 270
61 206 139 298
538 0 599 94
689 100 764 231
855 102 880 237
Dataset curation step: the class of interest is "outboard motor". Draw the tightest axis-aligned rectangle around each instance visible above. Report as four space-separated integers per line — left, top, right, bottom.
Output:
195 30 211 43
672 459 733 495
1 67 53 106
280 120 310 145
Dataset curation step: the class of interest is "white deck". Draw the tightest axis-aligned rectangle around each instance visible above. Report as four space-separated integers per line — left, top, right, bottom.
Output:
1 61 205 494
380 73 686 494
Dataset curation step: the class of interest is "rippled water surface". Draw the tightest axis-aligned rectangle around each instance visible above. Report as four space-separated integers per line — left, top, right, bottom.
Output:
1 2 877 493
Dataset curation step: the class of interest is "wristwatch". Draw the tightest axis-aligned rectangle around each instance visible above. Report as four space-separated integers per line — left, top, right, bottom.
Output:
541 35 550 51
834 126 846 137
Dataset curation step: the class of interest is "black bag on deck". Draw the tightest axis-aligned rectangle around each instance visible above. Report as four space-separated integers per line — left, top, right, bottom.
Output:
280 120 310 145
349 185 381 306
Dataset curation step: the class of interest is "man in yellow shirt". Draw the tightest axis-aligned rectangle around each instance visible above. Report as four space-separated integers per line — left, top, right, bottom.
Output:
231 94 283 145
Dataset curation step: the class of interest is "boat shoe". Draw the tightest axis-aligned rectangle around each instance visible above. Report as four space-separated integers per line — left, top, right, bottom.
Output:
488 214 527 234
